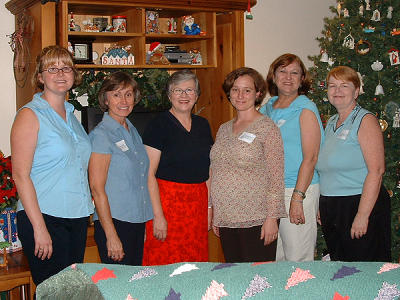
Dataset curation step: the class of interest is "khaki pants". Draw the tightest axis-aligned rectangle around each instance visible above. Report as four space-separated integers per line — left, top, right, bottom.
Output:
276 183 320 262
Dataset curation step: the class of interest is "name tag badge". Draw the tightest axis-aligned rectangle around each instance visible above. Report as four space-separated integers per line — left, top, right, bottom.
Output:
337 129 349 140
276 119 286 128
238 132 256 144
115 140 129 152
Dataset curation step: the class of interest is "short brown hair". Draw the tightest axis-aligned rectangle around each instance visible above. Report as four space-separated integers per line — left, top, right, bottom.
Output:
266 53 310 96
327 66 360 90
97 71 141 112
222 67 267 106
32 45 82 90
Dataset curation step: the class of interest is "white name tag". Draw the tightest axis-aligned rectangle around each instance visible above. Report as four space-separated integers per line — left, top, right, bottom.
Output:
238 132 256 144
276 119 286 127
115 140 129 152
337 129 349 140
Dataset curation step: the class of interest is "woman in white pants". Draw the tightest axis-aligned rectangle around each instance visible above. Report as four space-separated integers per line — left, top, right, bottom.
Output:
260 53 324 261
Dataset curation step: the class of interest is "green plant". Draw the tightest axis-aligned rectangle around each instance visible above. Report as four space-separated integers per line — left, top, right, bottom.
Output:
69 69 171 111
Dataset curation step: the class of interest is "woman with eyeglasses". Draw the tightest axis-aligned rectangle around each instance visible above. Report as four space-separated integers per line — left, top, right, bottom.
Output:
11 46 93 285
142 69 213 265
209 67 286 262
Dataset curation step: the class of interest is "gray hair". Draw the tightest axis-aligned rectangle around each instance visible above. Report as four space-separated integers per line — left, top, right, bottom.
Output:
167 69 201 97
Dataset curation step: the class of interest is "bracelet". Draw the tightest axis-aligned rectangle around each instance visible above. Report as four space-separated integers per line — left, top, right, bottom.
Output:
291 199 303 203
293 188 306 199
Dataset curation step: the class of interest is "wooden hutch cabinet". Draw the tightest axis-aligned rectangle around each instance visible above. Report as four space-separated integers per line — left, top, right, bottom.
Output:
6 0 256 262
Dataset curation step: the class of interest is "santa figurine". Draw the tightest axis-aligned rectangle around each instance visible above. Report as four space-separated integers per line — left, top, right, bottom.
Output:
182 15 201 35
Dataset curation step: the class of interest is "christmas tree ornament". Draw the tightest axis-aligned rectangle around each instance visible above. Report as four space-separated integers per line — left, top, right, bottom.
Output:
393 109 400 128
337 2 342 17
384 101 400 119
363 25 375 33
356 39 372 55
375 82 384 95
365 0 371 10
246 0 253 20
388 189 393 197
388 48 400 66
327 57 335 66
320 50 329 62
343 33 355 49
343 8 350 18
359 4 364 16
379 118 389 131
323 97 329 102
357 72 365 94
371 9 381 21
387 6 393 19
371 60 384 71
391 27 400 36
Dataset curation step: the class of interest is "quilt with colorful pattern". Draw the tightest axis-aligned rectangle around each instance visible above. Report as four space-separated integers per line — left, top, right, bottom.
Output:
36 261 400 299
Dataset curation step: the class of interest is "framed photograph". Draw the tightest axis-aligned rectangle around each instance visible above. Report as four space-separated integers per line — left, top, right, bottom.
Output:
69 39 94 64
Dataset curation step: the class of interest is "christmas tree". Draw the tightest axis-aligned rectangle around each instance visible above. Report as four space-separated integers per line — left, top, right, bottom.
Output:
308 0 400 262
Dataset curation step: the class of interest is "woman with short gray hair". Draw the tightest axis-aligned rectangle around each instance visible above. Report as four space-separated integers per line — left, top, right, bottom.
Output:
142 69 213 265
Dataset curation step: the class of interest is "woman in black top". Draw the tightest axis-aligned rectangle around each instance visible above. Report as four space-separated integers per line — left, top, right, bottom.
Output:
142 69 213 265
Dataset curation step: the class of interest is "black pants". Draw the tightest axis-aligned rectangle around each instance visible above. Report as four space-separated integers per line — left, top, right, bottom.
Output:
219 225 277 263
17 210 88 285
319 186 391 262
94 219 145 266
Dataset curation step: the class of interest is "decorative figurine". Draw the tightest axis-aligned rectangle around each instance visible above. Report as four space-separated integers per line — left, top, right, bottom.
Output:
146 11 160 34
168 18 177 34
101 45 134 65
69 12 76 31
387 6 393 19
343 8 349 18
365 0 371 10
388 48 399 66
359 5 364 16
182 15 201 35
190 48 202 65
393 109 400 128
147 42 170 65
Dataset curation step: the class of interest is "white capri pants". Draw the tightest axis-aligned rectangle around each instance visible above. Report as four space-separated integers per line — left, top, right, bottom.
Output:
276 183 320 262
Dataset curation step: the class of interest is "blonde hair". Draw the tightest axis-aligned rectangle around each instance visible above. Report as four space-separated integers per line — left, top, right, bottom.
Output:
32 45 82 90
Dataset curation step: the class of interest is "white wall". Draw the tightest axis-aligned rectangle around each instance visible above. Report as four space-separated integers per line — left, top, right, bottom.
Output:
245 0 335 74
0 1 335 155
0 4 15 156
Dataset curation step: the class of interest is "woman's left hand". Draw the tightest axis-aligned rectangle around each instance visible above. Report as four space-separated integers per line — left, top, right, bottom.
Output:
289 200 305 225
350 213 369 239
260 218 278 245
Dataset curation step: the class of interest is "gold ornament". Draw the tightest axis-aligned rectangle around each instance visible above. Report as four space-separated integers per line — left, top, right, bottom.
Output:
379 119 388 131
388 190 393 197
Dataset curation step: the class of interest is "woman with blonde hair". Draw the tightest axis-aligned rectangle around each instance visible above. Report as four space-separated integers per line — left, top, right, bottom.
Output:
11 45 93 285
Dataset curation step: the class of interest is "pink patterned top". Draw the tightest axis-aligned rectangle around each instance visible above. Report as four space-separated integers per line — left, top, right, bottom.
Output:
210 116 286 228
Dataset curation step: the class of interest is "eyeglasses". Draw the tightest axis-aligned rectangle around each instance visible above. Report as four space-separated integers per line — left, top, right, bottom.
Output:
42 67 73 74
171 88 196 96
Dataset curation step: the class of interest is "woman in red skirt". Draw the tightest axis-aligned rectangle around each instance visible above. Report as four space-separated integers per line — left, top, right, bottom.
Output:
142 69 213 265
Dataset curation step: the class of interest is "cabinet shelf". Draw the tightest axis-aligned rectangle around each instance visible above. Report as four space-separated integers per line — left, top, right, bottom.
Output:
75 64 215 69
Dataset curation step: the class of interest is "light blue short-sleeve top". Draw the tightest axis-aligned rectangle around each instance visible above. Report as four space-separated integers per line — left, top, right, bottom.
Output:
17 93 94 218
89 113 153 223
260 95 324 188
316 105 372 196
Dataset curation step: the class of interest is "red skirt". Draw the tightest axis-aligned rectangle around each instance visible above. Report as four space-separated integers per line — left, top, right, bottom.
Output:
143 179 208 265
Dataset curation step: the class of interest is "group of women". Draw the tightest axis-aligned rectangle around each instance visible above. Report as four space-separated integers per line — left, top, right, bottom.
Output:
10 45 391 286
